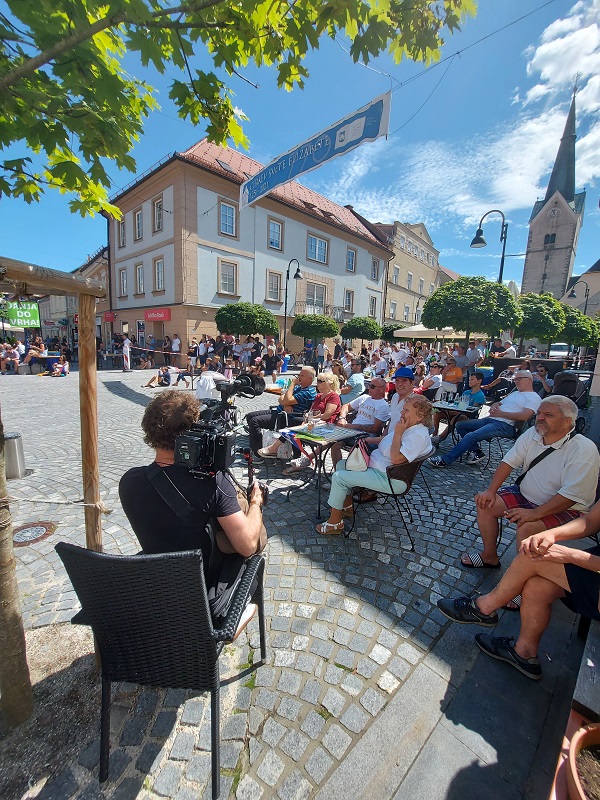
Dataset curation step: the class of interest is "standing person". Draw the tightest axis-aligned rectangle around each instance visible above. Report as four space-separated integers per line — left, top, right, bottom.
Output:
495 340 517 359
122 333 132 372
187 337 199 372
466 340 483 375
316 339 330 372
333 338 343 360
252 337 264 364
242 336 254 368
233 338 243 367
303 339 314 365
198 334 208 367
171 333 181 366
96 337 105 370
163 335 172 366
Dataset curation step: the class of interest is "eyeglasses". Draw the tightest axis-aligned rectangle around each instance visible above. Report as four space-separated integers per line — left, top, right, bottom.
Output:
369 384 384 390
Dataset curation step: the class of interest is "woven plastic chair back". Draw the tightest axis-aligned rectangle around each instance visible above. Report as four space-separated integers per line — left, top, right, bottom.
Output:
56 543 219 691
386 448 434 491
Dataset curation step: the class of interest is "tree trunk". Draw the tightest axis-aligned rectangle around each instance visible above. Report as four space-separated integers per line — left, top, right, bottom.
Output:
518 336 524 357
0 410 34 726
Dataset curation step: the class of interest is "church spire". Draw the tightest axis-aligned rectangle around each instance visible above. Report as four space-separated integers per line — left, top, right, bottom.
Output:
544 93 576 204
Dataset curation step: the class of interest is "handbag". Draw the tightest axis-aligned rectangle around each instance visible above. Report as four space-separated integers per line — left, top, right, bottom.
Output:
345 437 370 471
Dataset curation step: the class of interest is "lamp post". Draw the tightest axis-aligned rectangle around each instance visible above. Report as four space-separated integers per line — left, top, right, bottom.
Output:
470 209 509 284
283 258 303 350
568 279 590 316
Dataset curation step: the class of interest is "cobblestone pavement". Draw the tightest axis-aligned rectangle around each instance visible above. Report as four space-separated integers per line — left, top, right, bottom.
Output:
2 371 580 799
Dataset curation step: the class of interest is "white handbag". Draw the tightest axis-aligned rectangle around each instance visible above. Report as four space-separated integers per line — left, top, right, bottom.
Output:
345 438 370 471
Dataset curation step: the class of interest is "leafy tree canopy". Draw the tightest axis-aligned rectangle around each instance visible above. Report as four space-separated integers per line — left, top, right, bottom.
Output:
422 277 522 338
560 303 599 347
291 314 339 340
0 0 476 215
514 293 565 343
341 317 382 342
215 302 278 336
381 323 403 342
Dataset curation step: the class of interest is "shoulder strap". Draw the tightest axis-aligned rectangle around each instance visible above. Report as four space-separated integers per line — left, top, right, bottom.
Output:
515 431 578 486
145 463 201 523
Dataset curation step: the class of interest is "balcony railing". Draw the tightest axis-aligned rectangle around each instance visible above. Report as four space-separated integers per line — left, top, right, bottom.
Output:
291 303 354 323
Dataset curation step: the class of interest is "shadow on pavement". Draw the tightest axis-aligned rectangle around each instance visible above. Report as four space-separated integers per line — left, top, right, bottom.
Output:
102 381 153 407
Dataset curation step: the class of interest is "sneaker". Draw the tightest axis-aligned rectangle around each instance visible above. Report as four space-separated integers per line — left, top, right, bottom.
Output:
287 455 311 471
474 634 542 680
428 455 447 468
437 596 499 627
466 450 485 465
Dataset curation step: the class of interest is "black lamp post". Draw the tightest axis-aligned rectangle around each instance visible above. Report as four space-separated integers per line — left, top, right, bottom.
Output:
283 258 303 350
568 279 590 316
470 209 509 284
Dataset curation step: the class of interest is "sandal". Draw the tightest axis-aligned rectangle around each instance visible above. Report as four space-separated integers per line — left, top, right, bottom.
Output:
341 505 354 518
461 551 501 570
315 521 345 535
257 447 278 459
502 594 522 612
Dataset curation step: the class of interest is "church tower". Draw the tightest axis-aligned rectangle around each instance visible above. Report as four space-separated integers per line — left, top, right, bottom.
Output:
520 95 586 298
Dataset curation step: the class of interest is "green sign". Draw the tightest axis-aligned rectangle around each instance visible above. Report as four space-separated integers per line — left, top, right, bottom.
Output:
7 301 40 328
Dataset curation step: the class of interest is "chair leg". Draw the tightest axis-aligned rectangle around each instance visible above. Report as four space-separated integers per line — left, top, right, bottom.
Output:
99 675 111 783
420 471 433 501
256 562 267 662
211 675 221 800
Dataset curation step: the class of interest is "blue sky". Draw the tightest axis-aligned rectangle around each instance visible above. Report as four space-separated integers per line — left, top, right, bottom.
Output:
2 0 599 286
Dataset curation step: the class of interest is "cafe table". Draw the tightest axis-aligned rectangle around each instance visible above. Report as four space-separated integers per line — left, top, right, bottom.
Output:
432 401 482 442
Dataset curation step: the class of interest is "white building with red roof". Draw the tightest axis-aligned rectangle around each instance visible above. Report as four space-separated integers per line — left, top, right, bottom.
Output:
106 138 393 353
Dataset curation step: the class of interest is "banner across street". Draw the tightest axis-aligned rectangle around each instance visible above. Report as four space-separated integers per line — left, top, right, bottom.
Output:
240 92 391 209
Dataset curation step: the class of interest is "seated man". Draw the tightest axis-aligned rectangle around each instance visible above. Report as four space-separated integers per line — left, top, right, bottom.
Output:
329 376 391 468
429 370 541 467
119 391 266 629
460 395 599 570
532 363 554 397
246 366 316 457
0 343 20 373
339 358 365 403
431 371 486 447
437 503 600 680
143 365 181 388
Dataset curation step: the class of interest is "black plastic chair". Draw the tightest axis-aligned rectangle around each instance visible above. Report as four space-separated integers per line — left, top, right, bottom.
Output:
346 448 435 549
55 543 266 799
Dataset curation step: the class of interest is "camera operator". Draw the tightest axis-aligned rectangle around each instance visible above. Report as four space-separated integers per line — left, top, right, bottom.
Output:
119 391 266 570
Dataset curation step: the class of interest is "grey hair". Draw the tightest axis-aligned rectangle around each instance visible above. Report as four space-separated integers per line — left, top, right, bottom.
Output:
539 395 578 425
300 365 316 379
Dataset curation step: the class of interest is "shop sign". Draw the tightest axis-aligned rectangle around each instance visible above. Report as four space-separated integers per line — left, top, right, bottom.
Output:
145 308 171 321
104 312 116 322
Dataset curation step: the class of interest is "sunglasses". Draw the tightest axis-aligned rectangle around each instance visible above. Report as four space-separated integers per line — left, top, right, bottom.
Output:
317 378 327 383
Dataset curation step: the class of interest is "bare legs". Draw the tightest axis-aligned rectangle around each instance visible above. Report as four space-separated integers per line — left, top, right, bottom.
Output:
474 496 549 566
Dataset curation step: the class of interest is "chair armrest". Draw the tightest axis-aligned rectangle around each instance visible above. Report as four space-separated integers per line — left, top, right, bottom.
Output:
212 554 265 643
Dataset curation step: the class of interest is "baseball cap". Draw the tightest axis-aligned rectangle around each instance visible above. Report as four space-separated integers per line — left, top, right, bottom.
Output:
393 367 414 380
513 370 533 379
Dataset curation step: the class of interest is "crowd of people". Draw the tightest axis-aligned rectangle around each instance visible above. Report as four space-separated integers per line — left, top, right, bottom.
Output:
1 335 72 376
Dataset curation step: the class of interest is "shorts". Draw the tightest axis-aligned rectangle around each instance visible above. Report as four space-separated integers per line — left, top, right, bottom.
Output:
562 545 600 620
497 485 582 529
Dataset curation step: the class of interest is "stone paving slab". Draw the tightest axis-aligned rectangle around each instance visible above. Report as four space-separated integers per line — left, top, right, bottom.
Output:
1 371 583 799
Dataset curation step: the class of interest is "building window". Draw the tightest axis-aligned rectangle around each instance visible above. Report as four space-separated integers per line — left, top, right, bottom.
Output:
368 296 377 318
307 234 328 264
399 236 405 250
420 249 425 261
392 266 399 284
119 268 127 297
430 282 435 295
134 209 143 241
407 272 413 291
267 271 281 301
403 304 410 322
371 259 380 281
219 201 236 237
268 218 283 250
389 301 396 320
118 219 126 248
306 283 325 314
416 307 422 323
152 196 163 232
406 241 411 255
544 233 556 245
418 277 424 294
346 248 356 272
135 263 144 294
154 257 164 291
219 260 237 295
344 289 354 312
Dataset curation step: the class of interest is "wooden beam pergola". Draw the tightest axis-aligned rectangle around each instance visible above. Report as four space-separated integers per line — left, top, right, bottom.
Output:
0 256 107 551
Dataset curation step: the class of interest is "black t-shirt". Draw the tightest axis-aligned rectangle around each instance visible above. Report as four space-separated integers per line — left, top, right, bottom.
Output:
263 353 281 371
119 464 241 568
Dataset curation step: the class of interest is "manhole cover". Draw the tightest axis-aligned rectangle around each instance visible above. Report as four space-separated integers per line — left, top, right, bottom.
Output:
13 521 57 546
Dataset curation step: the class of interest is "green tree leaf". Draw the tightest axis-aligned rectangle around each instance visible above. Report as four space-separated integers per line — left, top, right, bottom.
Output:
215 302 278 336
291 314 339 339
340 317 382 341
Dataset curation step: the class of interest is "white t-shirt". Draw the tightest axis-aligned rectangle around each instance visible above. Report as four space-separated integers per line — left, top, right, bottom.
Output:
502 345 517 358
374 358 388 375
171 337 181 353
349 395 391 428
394 348 408 365
503 427 600 509
389 392 413 429
370 423 431 472
497 391 541 426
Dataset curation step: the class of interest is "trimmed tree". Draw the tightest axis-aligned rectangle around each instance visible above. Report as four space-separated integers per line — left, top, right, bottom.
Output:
421 277 522 343
291 314 339 340
381 324 404 342
215 302 278 336
560 304 600 348
514 293 566 354
0 0 476 215
341 317 382 343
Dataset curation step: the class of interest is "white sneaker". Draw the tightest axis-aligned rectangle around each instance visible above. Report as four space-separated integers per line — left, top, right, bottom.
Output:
290 455 310 469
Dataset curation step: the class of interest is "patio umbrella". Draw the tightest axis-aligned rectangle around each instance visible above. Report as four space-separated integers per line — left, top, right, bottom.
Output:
393 324 457 338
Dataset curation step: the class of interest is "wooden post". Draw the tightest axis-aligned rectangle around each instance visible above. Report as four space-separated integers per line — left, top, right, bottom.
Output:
78 293 102 552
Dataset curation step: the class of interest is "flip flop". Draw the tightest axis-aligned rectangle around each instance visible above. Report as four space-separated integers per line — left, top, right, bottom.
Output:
461 551 501 570
502 594 522 612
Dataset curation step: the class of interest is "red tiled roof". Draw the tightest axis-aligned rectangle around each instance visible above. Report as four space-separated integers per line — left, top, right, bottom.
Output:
439 265 460 280
179 139 389 250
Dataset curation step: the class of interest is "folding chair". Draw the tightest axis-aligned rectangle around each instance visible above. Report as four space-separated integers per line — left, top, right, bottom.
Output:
55 543 266 799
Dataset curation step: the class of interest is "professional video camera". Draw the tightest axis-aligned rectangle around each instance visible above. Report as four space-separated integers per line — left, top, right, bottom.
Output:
174 373 265 477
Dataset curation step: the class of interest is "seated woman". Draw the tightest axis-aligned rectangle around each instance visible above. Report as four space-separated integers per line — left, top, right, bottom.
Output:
439 357 463 397
139 351 155 370
258 372 341 467
22 341 48 365
437 503 600 681
50 355 70 377
316 395 433 535
413 362 443 399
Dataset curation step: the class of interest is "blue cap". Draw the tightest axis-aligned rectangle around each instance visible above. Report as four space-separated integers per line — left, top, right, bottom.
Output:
393 367 414 380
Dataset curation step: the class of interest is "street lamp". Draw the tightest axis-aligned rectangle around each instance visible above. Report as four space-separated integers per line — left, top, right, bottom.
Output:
470 209 509 284
568 279 590 316
283 258 303 350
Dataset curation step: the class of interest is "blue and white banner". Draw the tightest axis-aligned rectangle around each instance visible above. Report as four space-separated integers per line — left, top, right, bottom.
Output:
240 92 391 209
